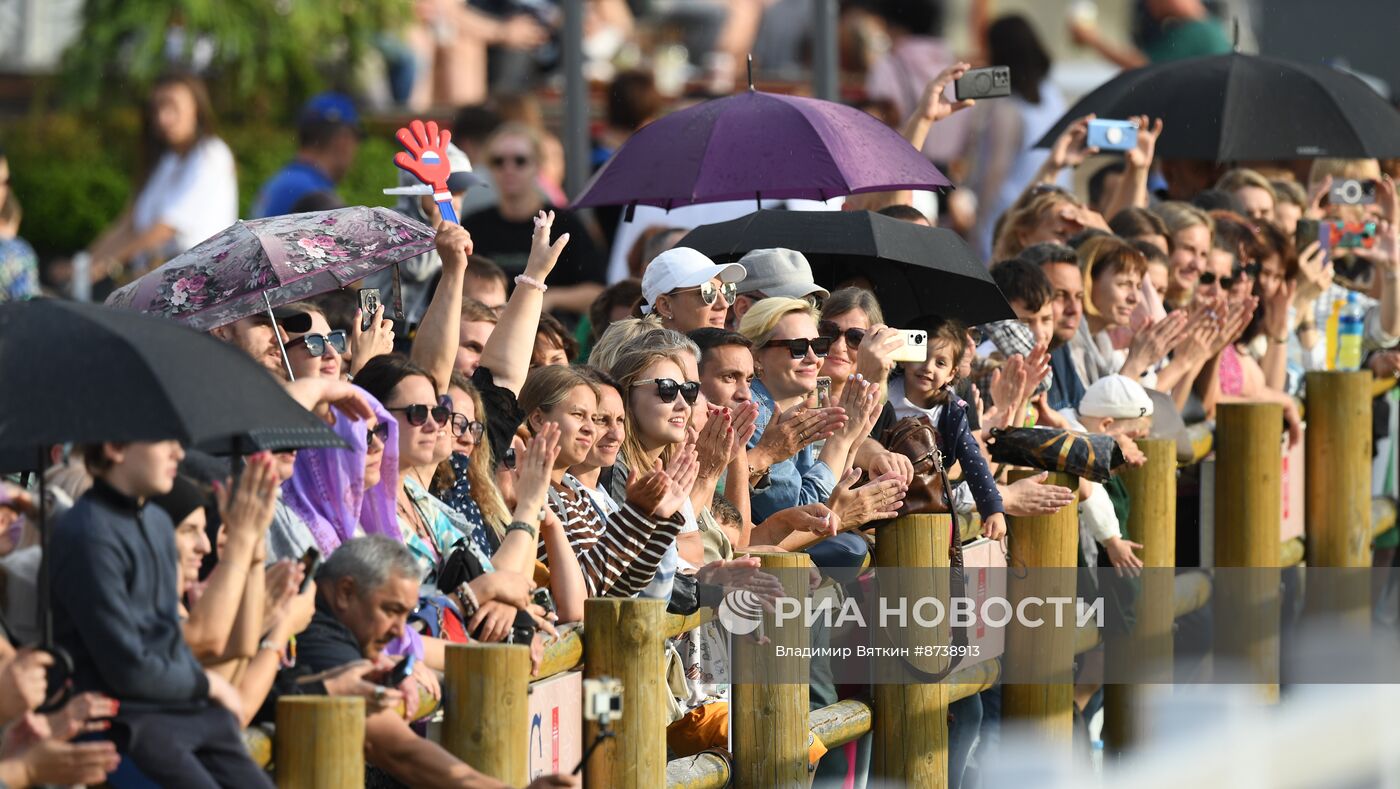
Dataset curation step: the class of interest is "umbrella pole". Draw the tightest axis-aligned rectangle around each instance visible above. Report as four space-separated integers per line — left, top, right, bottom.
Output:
264 291 296 382
36 446 49 649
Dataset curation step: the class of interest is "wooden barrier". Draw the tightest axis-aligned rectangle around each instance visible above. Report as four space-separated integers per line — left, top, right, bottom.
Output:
274 697 364 789
870 513 953 787
442 643 531 785
1103 438 1177 754
1002 471 1079 760
1214 403 1283 698
732 551 813 788
1305 371 1374 627
584 597 669 789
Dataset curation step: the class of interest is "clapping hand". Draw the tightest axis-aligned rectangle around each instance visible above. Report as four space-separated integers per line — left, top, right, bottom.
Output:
826 469 907 528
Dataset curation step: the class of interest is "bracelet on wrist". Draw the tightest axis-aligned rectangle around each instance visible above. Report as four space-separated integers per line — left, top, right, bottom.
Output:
515 274 548 292
505 520 538 540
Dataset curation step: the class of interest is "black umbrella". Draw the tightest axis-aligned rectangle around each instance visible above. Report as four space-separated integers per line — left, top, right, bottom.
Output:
0 300 345 456
0 300 343 702
676 209 1014 326
1033 53 1400 161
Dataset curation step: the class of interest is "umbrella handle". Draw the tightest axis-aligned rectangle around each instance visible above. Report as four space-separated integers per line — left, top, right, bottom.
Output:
35 643 74 714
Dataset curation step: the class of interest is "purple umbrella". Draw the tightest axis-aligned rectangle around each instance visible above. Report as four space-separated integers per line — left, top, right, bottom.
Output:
106 206 435 333
571 90 952 211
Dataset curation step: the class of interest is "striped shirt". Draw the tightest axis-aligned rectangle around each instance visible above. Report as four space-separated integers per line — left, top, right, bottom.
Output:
543 476 683 598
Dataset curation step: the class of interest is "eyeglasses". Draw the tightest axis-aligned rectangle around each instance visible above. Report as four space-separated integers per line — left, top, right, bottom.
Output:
634 378 701 405
672 281 737 307
489 154 532 169
818 321 865 349
450 413 485 439
366 422 390 446
1198 272 1236 289
763 337 832 359
286 330 348 357
388 403 452 427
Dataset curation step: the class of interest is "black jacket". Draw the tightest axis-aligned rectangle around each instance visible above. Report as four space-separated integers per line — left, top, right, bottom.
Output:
51 479 209 709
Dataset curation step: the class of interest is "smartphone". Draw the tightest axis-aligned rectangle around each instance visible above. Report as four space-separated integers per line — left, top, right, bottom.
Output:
298 547 321 595
1332 218 1377 249
1330 179 1377 206
889 329 929 364
815 376 832 408
1086 119 1138 152
358 288 382 331
1296 218 1323 253
531 587 557 617
954 66 1011 101
384 654 415 687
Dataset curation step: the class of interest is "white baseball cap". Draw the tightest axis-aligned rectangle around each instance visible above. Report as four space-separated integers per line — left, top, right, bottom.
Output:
1078 374 1155 420
640 247 747 315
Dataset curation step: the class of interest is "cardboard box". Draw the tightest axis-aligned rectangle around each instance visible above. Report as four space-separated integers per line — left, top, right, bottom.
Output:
527 670 582 778
961 537 1008 666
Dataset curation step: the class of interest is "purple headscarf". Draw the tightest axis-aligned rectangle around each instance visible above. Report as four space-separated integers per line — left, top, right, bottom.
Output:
282 385 401 553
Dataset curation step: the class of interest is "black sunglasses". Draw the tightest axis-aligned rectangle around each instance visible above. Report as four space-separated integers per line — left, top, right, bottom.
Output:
286 330 348 357
450 413 485 439
672 281 738 307
635 377 701 405
389 403 452 427
366 422 390 446
763 336 832 359
818 321 865 349
490 154 532 169
1198 272 1236 289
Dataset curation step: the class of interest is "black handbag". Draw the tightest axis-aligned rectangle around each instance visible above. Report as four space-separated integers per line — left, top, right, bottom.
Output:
986 426 1125 483
437 539 536 645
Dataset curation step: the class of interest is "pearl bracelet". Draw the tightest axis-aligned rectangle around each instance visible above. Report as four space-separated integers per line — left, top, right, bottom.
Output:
515 274 548 292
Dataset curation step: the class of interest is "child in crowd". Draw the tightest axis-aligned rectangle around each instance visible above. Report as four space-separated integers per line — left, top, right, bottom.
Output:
888 315 1007 540
1073 374 1152 571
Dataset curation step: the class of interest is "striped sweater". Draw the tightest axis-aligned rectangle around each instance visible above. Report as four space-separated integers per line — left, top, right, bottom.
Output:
542 476 683 598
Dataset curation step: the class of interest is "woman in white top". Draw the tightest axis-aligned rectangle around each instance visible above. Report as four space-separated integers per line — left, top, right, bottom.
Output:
87 73 237 283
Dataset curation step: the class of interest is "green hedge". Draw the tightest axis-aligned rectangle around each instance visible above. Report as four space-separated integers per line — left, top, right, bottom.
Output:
5 114 400 261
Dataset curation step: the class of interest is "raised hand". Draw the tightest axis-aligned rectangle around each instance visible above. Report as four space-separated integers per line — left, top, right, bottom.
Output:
214 452 280 542
855 325 904 383
653 445 701 519
434 221 473 276
524 210 570 284
694 406 735 481
826 469 906 528
1122 310 1189 378
1048 114 1099 171
729 401 760 447
394 119 459 223
1125 115 1163 170
917 62 977 124
751 403 847 470
1294 240 1333 306
512 422 561 524
623 462 669 515
349 303 395 376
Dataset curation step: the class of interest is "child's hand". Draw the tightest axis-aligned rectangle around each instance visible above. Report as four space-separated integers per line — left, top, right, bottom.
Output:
981 512 1006 541
1102 536 1144 577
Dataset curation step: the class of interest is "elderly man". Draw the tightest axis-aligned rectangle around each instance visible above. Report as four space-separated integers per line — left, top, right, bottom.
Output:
287 537 575 789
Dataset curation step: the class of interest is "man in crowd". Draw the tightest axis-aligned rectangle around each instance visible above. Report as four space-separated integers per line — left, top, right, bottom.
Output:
252 93 363 218
729 248 829 327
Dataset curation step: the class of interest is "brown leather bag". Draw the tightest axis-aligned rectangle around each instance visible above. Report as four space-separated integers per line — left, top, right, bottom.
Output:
879 414 970 682
882 415 950 516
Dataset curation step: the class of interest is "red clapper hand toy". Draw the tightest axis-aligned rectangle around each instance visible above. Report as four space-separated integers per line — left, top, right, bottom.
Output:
394 119 459 225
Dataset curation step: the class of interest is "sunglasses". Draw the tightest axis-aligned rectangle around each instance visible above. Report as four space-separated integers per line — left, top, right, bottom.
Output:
763 336 832 359
818 321 865 349
1198 272 1236 289
286 330 348 357
672 281 737 307
635 377 701 405
366 422 390 446
389 403 452 427
490 154 532 169
450 413 485 439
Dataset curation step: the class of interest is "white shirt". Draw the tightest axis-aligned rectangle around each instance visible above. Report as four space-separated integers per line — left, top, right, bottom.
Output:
131 137 238 266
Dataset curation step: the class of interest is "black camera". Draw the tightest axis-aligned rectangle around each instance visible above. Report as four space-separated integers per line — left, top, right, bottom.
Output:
954 66 1012 101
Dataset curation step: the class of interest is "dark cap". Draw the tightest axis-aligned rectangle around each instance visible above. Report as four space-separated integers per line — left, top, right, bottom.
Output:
299 92 362 136
250 306 313 334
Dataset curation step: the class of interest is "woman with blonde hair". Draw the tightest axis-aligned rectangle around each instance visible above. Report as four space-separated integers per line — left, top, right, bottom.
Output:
992 190 1091 262
1152 201 1215 309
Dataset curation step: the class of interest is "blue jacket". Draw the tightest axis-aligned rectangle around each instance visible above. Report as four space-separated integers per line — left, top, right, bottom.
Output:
51 480 210 709
747 379 837 523
251 160 336 218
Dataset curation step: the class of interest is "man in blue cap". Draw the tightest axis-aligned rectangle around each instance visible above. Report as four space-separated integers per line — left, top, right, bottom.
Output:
252 93 364 218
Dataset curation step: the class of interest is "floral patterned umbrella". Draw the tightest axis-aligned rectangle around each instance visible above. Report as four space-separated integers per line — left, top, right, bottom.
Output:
105 207 435 332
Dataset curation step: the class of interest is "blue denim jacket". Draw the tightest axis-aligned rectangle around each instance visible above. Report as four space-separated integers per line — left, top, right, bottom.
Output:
747 379 838 522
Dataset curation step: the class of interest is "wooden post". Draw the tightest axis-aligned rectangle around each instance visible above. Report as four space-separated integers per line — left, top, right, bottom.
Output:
275 696 364 789
1003 471 1078 761
871 513 952 787
584 597 668 789
1214 403 1282 698
1305 371 1373 628
442 643 531 785
1103 439 1177 755
732 551 812 788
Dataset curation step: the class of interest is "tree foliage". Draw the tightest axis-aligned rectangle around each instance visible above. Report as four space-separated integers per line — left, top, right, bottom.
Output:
58 0 408 116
